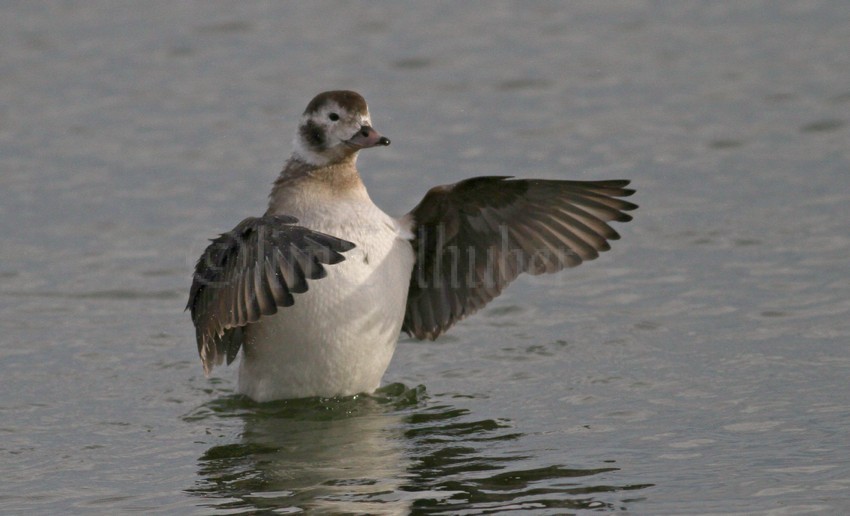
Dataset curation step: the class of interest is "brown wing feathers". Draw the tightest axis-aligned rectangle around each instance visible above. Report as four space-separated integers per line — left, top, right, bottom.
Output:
403 177 636 340
187 215 355 374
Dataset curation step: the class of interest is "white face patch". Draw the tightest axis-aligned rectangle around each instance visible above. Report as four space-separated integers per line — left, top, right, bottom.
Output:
292 100 372 166
320 101 372 141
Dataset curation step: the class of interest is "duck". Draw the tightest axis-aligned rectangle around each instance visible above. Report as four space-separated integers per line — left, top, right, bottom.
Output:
187 90 637 402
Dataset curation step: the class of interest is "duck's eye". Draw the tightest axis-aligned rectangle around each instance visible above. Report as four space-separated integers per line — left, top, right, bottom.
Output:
328 113 340 122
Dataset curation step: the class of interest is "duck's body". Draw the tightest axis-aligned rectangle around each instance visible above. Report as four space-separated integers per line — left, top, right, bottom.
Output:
239 157 415 400
188 90 637 402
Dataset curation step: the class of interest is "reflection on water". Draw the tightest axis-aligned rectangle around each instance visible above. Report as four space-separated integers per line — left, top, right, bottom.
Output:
186 385 651 513
186 384 418 514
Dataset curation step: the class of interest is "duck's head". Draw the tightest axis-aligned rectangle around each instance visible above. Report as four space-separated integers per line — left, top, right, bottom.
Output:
293 90 390 167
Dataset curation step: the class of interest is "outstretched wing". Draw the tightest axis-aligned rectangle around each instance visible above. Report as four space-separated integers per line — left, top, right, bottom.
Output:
187 215 355 374
403 177 637 340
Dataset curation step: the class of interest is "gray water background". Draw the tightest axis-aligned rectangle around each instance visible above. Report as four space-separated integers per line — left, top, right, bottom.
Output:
2 1 849 513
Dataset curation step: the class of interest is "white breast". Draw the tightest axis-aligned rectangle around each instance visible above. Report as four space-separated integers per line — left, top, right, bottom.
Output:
238 196 415 401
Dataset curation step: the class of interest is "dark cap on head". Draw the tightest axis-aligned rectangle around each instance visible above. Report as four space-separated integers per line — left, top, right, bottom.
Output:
304 91 369 116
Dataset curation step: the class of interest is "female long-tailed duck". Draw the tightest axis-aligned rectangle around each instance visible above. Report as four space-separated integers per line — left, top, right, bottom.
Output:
188 90 637 402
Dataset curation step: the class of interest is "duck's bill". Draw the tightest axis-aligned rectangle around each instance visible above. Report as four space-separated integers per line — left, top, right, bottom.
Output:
347 125 391 148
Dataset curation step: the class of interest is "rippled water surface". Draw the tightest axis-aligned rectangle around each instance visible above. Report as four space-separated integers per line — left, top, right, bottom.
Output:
2 1 850 514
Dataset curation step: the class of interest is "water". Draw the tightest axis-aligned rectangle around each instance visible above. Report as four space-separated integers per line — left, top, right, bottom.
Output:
2 1 849 513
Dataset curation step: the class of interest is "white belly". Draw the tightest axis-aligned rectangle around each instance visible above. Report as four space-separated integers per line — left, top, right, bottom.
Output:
237 201 415 401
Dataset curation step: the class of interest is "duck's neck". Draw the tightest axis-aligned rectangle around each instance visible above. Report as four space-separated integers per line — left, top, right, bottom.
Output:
267 154 368 214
